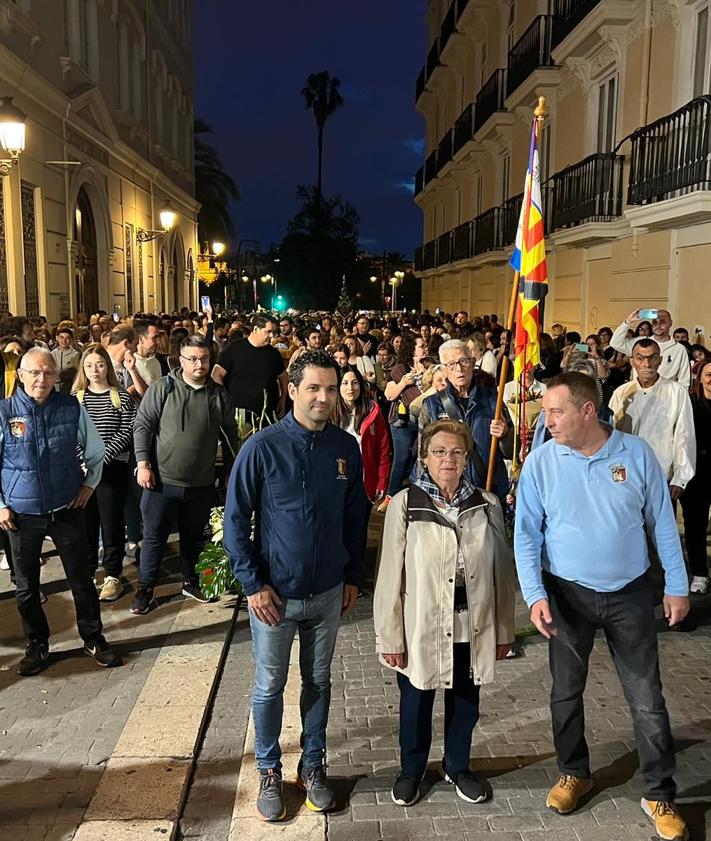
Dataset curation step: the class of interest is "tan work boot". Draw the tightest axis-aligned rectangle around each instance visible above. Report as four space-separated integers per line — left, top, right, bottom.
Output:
546 773 593 814
641 799 688 841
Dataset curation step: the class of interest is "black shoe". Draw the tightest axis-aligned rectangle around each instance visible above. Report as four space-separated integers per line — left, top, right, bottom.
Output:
296 761 335 812
84 637 123 668
444 768 492 803
256 769 286 822
17 640 49 676
391 771 421 806
130 587 156 615
182 581 213 603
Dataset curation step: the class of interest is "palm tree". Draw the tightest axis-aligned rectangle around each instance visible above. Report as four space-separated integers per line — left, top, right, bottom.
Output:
300 71 344 213
194 119 239 243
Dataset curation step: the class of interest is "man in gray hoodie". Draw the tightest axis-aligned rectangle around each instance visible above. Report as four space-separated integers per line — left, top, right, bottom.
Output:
130 335 237 615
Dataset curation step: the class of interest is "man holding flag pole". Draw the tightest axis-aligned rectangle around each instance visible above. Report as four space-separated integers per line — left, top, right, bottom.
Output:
511 100 690 841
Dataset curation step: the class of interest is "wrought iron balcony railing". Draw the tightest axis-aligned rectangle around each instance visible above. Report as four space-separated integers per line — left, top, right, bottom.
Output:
437 231 452 266
425 150 438 185
552 0 602 48
426 40 440 78
453 221 473 261
415 166 424 196
506 15 555 97
414 245 423 273
551 152 624 229
453 104 474 154
475 69 507 133
423 240 437 270
438 130 453 171
628 95 711 205
441 3 456 51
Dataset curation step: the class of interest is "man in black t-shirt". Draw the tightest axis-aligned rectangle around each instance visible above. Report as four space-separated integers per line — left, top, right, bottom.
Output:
212 314 287 420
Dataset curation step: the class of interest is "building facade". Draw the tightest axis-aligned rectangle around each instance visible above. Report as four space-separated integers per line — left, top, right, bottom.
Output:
0 0 198 321
414 0 711 341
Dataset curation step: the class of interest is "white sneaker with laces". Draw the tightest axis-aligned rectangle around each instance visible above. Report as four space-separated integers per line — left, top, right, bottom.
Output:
0 551 8 570
690 576 709 594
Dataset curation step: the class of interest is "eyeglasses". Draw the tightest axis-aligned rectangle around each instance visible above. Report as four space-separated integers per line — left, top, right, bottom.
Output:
428 448 466 459
180 355 210 365
24 370 57 379
443 358 473 371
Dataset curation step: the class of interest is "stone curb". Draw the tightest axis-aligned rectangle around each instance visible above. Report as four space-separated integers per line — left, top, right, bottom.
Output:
73 592 242 841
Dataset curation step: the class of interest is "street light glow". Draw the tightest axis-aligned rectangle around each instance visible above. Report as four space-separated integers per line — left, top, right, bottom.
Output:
212 241 226 257
159 202 176 231
0 97 26 158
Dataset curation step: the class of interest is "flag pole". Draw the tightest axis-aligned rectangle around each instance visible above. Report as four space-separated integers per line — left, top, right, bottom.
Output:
486 96 547 492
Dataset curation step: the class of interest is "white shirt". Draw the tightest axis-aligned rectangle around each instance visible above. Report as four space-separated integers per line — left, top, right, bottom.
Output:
610 321 691 389
608 376 696 488
134 353 162 386
476 350 497 377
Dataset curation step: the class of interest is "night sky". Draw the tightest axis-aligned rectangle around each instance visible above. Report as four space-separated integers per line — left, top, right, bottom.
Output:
193 1 427 258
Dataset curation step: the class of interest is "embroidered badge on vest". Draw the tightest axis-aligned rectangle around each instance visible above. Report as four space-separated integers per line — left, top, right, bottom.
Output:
336 457 347 479
611 463 627 483
8 416 26 437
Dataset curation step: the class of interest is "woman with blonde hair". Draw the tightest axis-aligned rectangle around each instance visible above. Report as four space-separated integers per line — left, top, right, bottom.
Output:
375 419 514 807
73 343 136 601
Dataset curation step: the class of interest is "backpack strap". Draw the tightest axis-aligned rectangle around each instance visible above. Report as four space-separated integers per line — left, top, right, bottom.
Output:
75 387 122 411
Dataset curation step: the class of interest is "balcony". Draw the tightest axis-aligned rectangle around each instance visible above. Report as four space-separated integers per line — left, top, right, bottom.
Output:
453 104 474 155
550 153 624 231
414 245 423 273
438 130 453 172
475 69 507 133
440 3 456 51
551 0 637 65
426 40 440 79
500 193 524 248
506 15 555 98
626 95 711 230
415 166 424 196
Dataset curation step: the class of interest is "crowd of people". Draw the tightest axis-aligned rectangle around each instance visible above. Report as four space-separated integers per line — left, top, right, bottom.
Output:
0 301 705 840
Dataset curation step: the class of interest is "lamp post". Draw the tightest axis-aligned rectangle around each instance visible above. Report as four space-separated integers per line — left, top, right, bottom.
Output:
0 97 26 173
137 200 177 243
390 270 404 313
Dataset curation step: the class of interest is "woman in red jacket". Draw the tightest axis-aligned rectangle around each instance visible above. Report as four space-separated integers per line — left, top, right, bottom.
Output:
334 368 392 504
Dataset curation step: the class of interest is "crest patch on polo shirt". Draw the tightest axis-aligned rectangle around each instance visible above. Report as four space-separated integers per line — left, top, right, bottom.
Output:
8 416 26 438
611 463 627 483
336 457 348 479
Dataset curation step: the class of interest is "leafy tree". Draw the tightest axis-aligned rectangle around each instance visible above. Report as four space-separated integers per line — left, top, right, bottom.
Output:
300 72 344 217
194 119 239 243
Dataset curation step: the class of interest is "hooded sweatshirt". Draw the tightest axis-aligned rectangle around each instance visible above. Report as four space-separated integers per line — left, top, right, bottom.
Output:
133 369 237 487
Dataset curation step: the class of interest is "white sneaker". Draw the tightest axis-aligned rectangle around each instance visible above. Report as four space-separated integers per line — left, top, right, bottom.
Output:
690 576 709 594
0 552 8 570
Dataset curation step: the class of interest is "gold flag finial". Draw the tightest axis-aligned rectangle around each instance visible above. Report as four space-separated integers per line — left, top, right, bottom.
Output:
534 95 547 121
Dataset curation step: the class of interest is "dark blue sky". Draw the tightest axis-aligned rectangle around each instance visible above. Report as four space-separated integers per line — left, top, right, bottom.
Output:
193 1 426 258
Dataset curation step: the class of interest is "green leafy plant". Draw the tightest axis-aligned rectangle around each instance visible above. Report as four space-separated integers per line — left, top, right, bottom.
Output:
195 507 242 600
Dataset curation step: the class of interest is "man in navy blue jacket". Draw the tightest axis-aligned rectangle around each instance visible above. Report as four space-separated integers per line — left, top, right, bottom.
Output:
224 350 368 822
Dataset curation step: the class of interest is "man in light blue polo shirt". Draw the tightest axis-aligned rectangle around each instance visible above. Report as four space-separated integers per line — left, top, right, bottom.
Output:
515 372 689 841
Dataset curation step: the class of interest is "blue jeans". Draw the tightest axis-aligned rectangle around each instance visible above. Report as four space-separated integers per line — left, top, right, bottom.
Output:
249 583 343 772
387 420 417 497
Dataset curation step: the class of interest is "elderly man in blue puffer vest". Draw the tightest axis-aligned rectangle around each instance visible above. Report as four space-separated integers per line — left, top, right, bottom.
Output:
0 348 122 676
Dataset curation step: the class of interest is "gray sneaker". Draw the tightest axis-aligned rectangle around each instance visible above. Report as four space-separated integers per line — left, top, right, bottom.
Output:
256 769 286 822
297 762 335 812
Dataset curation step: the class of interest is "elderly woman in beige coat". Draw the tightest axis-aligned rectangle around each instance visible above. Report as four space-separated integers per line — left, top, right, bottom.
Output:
374 418 515 809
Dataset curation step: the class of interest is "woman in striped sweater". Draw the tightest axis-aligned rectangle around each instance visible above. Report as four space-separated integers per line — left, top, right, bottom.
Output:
73 344 137 602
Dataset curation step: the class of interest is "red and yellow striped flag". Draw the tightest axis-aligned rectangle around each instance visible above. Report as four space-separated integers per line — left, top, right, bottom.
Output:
510 119 549 381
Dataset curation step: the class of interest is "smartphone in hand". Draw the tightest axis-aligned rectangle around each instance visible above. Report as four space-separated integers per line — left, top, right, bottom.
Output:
638 308 658 320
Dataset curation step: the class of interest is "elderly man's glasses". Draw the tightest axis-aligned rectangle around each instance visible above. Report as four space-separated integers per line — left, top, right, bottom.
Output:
24 370 57 379
443 358 472 371
428 448 466 459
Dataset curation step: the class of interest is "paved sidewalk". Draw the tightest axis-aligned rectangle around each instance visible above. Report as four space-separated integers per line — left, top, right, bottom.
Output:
0 541 235 840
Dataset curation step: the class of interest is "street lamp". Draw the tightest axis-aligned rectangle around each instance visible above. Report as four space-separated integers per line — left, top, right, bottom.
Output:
0 96 26 175
390 270 405 313
137 201 177 242
212 241 226 258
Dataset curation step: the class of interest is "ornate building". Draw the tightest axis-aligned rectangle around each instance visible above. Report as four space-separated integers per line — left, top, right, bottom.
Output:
0 0 198 320
415 0 711 339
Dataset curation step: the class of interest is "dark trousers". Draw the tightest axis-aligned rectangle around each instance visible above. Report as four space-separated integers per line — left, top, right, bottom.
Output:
386 421 417 497
139 483 215 588
680 474 711 578
397 643 480 778
546 572 676 801
85 461 129 578
10 508 103 645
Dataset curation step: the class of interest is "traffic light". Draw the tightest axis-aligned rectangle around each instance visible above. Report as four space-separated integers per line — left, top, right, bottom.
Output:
273 294 286 312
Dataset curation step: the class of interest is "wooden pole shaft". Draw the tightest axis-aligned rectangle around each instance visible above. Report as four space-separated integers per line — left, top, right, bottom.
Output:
485 269 520 491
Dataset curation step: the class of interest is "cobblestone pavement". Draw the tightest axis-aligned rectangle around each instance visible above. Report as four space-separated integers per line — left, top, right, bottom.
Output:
0 540 233 840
